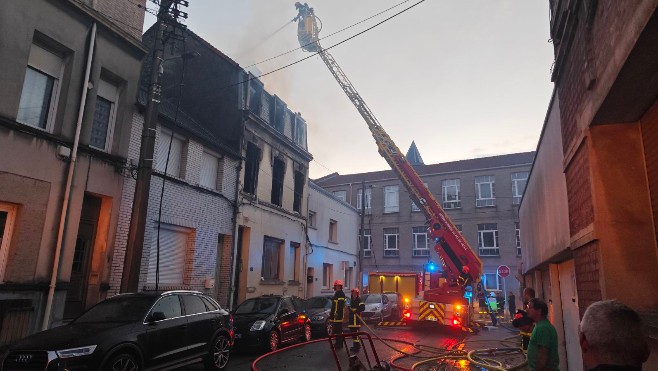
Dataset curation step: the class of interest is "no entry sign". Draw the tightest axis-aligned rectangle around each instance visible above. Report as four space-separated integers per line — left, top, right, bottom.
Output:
497 265 510 278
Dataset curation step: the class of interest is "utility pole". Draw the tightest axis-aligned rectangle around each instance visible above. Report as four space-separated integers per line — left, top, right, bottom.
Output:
121 0 182 293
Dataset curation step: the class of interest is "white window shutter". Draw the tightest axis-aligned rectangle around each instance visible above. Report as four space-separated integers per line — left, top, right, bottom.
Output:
200 151 218 189
148 225 187 285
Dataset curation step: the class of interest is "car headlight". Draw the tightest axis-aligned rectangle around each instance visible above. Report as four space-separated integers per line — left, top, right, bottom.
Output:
250 320 266 331
311 315 325 321
56 345 97 358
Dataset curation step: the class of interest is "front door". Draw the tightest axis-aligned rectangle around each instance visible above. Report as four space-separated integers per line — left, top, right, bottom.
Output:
558 259 583 371
64 195 101 319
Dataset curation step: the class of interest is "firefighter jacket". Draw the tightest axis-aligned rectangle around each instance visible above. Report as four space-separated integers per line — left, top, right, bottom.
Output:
329 290 346 323
347 296 365 328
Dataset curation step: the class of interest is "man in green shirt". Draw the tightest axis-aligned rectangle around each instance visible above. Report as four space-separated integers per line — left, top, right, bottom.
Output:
526 298 559 371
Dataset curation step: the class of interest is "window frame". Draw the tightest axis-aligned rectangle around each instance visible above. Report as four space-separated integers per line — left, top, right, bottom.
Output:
271 156 285 206
411 183 428 212
477 223 499 256
360 229 372 257
261 236 283 281
412 226 429 257
356 188 372 213
289 242 300 282
0 203 17 283
322 263 333 289
483 273 501 291
332 190 347 203
475 175 496 207
155 127 185 178
90 78 118 152
308 210 316 229
329 219 338 243
384 185 399 213
147 223 191 285
515 222 521 256
442 179 461 209
383 227 399 257
243 141 261 194
200 150 221 190
511 172 529 204
16 43 64 132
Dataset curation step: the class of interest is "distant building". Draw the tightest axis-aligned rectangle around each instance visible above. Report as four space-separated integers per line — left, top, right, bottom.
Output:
306 182 359 298
521 1 658 368
315 148 534 299
0 0 146 341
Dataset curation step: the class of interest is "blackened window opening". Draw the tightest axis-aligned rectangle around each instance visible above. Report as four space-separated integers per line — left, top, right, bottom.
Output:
293 170 304 213
244 142 261 194
248 83 262 114
274 100 285 133
271 157 285 206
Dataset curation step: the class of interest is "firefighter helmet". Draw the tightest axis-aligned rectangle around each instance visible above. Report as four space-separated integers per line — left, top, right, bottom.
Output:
333 280 344 288
351 287 360 296
462 266 470 274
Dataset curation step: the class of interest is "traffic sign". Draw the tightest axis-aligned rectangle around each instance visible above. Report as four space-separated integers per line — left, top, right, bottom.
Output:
497 265 510 278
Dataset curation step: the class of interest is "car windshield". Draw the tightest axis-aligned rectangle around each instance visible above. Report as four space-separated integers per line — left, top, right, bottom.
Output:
74 296 155 323
306 297 330 309
363 295 382 304
234 297 279 314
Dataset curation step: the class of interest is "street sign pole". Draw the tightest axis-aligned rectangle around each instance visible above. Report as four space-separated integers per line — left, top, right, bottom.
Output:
503 276 507 319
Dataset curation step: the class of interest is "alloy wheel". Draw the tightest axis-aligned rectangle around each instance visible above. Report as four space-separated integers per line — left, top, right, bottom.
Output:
269 331 280 352
209 334 230 370
303 324 312 342
108 353 139 371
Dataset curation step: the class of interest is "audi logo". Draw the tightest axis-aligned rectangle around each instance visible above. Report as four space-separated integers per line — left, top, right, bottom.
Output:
14 354 33 363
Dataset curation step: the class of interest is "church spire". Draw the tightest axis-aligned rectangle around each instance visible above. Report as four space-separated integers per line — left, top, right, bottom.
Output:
406 141 424 166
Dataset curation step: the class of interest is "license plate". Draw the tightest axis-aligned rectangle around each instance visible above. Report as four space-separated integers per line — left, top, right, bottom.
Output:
235 333 242 339
426 315 437 321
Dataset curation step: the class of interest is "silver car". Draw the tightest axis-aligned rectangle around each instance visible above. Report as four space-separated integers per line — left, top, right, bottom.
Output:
359 294 393 323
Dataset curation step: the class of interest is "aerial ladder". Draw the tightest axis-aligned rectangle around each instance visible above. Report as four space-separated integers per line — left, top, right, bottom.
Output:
293 3 497 328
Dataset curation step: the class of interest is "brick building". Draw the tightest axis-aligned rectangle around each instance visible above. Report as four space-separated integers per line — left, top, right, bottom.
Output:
315 148 534 303
0 0 146 341
520 1 658 368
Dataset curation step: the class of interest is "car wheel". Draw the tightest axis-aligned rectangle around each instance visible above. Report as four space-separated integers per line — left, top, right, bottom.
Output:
301 323 312 342
105 352 139 371
268 330 280 352
205 334 231 370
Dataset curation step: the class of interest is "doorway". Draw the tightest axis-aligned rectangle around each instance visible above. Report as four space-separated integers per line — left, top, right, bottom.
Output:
233 226 250 308
64 194 101 319
558 259 583 370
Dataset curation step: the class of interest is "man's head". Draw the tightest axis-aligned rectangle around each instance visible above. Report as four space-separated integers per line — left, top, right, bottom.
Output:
522 287 535 305
579 300 649 368
333 279 344 291
526 297 548 322
351 287 360 298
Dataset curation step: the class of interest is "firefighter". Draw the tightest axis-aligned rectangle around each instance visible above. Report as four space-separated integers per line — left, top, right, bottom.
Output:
457 265 473 287
347 287 366 352
329 279 346 349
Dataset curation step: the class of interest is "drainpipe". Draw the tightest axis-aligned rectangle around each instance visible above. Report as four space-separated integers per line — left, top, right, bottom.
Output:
42 23 96 330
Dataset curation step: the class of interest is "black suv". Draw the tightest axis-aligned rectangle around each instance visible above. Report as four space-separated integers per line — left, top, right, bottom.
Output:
1 291 233 371
232 295 311 352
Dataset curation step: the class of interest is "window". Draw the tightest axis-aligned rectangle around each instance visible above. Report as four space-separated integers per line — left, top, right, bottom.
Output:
294 116 307 148
511 172 529 204
150 295 182 320
271 157 285 206
360 229 372 257
322 263 333 289
248 79 263 114
475 175 496 207
147 224 190 285
483 273 500 291
384 185 399 213
155 128 184 177
333 190 347 202
455 224 463 233
516 222 521 256
383 227 399 257
200 151 222 190
17 43 63 131
344 265 353 289
356 188 372 213
262 236 282 281
293 169 304 213
412 226 429 257
308 210 316 228
90 79 118 151
0 203 17 282
273 99 285 133
477 223 499 256
411 183 428 212
329 219 338 243
289 242 300 281
442 179 461 209
243 142 261 194
181 294 207 315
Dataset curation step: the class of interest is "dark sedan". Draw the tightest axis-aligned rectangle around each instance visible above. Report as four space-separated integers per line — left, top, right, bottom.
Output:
0 291 233 371
304 295 333 337
232 295 311 353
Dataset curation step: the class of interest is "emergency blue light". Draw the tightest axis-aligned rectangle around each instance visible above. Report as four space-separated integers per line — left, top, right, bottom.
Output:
427 262 437 272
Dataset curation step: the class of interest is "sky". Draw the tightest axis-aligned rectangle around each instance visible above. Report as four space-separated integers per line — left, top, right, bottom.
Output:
144 1 555 179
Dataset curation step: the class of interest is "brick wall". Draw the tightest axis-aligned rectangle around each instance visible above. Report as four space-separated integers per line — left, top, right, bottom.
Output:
91 0 146 40
573 240 602 317
217 234 233 307
641 101 658 245
565 143 594 237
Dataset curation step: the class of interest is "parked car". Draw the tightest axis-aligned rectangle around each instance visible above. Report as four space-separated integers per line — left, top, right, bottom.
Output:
304 295 333 337
359 294 393 323
383 292 404 320
0 291 233 371
232 295 311 352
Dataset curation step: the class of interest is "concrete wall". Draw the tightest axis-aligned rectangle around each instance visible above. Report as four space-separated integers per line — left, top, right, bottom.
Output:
306 182 359 297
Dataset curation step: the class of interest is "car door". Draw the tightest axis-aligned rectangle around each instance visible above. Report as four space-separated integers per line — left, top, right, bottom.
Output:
381 295 391 319
143 294 188 366
278 297 299 342
181 294 216 358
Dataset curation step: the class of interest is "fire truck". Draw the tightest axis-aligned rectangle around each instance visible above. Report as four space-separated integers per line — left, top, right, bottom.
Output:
293 3 497 329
